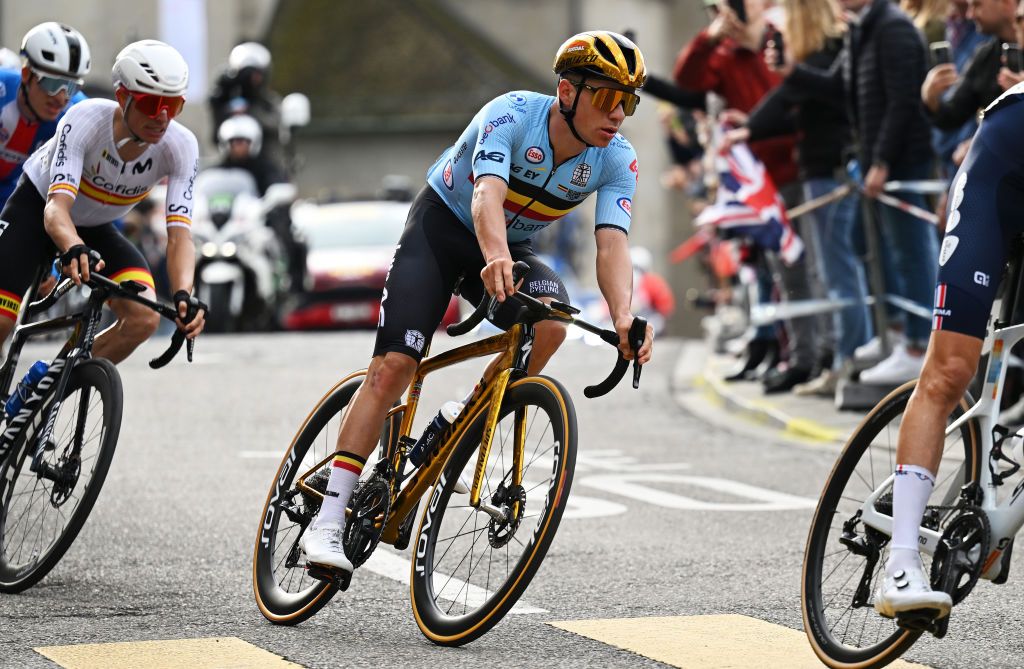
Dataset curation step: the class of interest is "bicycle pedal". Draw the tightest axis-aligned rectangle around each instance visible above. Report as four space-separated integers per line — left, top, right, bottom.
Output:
306 564 353 591
895 609 948 635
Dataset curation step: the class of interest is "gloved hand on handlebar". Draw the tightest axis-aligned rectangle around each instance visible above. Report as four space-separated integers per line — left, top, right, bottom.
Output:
613 313 654 365
60 244 104 286
173 290 208 340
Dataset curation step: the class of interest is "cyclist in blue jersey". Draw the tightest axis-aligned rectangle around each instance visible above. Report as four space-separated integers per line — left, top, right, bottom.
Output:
299 31 656 572
0 23 89 207
874 82 1024 621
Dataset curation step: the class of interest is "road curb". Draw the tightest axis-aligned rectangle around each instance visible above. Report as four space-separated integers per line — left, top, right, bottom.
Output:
672 341 847 446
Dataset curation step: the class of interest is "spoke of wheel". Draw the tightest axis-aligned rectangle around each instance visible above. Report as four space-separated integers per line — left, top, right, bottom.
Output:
436 514 490 610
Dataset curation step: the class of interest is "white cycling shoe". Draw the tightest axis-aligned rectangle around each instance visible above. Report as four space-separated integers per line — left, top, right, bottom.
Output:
300 522 354 573
874 560 952 619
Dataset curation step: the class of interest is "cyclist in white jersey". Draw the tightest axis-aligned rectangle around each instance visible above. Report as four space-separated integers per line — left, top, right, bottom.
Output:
0 40 205 361
299 31 655 573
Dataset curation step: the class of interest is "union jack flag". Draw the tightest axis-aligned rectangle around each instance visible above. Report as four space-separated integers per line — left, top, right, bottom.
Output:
695 134 804 265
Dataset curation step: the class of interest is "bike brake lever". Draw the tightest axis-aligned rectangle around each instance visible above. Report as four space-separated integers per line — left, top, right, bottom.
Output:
186 337 195 363
629 317 647 389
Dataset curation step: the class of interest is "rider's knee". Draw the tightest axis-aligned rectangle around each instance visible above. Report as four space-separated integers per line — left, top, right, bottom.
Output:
534 320 567 349
121 308 160 344
367 353 417 397
917 351 977 408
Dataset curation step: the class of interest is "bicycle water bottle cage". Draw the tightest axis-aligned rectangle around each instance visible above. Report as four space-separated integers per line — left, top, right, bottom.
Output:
989 425 1021 486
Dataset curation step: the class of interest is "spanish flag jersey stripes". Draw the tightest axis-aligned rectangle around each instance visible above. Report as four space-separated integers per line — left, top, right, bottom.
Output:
24 99 198 230
426 91 637 243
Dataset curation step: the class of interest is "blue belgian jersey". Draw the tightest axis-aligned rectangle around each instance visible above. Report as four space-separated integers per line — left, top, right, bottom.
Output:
426 90 638 243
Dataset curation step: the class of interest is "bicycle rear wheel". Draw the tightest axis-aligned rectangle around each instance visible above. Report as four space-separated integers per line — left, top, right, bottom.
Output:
0 358 123 593
252 376 361 625
410 376 577 646
802 380 981 668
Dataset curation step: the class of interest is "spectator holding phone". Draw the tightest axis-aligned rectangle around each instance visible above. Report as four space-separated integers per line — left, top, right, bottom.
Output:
725 0 872 397
673 0 830 393
922 0 1019 130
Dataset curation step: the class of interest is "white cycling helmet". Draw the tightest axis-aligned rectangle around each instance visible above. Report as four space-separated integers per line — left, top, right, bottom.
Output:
228 42 271 73
218 114 262 155
21 22 91 81
0 47 20 70
112 40 188 96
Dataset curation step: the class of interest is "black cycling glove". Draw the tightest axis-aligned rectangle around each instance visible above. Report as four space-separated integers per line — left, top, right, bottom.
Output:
60 244 102 270
173 290 209 324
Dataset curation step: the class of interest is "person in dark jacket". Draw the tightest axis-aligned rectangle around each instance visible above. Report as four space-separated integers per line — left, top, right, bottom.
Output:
727 0 871 396
789 0 938 386
921 0 1018 131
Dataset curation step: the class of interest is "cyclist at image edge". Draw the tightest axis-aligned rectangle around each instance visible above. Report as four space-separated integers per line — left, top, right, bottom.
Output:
874 81 1024 620
0 40 206 361
0 22 89 208
300 30 656 572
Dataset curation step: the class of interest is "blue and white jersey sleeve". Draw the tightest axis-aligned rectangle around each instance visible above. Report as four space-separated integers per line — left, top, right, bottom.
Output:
470 94 524 184
594 136 637 235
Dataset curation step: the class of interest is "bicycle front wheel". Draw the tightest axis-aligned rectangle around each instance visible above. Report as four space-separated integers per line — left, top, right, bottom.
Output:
252 376 362 625
410 376 577 646
802 380 981 668
0 358 123 593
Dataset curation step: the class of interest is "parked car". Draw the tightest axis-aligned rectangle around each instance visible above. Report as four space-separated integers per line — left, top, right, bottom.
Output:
284 200 460 330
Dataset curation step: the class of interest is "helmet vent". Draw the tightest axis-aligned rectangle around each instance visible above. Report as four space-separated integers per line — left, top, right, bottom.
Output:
40 49 56 63
592 37 616 65
141 63 160 81
621 45 636 75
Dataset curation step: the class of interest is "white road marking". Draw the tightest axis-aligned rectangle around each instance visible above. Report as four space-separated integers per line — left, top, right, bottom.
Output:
579 473 817 511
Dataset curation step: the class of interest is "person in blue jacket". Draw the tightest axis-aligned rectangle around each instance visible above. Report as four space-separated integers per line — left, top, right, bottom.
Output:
0 22 90 207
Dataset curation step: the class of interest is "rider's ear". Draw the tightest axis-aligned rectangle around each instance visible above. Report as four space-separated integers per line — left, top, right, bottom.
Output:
557 78 577 107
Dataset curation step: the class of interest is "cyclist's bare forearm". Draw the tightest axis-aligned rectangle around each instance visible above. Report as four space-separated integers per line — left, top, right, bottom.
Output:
42 194 84 252
595 228 633 323
472 176 515 300
165 227 196 295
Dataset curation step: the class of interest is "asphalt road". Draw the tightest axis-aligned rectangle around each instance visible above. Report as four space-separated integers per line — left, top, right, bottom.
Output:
1 332 1022 668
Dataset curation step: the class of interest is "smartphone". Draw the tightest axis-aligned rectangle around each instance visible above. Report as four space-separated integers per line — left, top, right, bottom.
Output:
929 41 952 67
727 0 747 23
768 28 785 66
1004 43 1023 73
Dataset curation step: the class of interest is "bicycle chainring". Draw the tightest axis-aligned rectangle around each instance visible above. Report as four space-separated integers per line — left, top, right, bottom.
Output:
343 476 391 568
930 506 990 605
488 484 526 549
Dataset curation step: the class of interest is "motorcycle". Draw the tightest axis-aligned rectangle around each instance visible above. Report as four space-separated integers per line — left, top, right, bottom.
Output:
191 168 295 332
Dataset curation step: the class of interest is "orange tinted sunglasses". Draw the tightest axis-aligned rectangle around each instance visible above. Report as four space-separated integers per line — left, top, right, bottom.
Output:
119 87 185 119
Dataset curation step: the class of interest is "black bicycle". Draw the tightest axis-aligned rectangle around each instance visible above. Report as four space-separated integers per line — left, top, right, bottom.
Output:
0 264 200 592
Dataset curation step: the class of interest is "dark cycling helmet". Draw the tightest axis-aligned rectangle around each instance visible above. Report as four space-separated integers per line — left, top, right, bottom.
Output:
552 31 647 89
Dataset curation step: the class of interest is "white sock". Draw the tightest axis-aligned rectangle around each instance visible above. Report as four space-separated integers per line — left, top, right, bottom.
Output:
313 451 365 531
888 463 935 576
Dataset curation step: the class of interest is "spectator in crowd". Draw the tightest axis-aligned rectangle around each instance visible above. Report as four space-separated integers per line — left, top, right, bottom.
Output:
788 0 938 386
629 246 675 334
931 0 990 182
725 0 872 397
209 42 284 168
902 0 952 43
921 0 1020 133
674 0 830 393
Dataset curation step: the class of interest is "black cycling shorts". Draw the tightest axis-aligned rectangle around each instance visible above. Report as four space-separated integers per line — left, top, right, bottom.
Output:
932 100 1024 339
374 185 570 361
0 176 154 321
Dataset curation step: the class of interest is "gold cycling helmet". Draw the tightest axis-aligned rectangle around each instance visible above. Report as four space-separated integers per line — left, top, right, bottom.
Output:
552 31 647 90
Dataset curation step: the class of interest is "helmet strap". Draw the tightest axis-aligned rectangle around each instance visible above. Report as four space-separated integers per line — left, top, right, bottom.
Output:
18 81 42 124
116 96 150 148
558 82 593 148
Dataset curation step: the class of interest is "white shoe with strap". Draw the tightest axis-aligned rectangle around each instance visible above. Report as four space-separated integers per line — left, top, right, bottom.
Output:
874 558 952 619
300 522 354 573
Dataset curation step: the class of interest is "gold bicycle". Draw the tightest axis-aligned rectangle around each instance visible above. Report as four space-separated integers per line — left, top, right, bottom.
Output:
252 262 645 645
